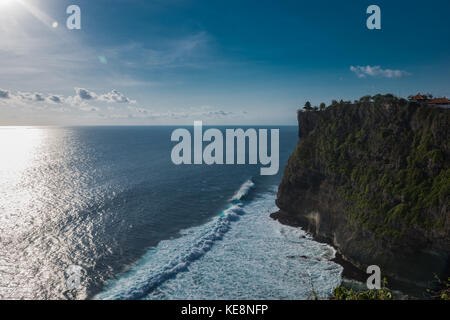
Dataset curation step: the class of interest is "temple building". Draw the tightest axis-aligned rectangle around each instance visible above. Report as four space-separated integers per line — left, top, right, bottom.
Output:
409 93 450 108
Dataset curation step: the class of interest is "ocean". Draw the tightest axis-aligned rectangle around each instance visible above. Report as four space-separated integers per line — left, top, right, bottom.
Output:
0 126 342 300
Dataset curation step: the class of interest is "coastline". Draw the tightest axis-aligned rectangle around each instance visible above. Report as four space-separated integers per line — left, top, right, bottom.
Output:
270 210 368 284
270 210 425 299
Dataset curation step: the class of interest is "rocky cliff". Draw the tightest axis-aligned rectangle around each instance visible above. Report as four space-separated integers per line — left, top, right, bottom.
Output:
273 95 449 289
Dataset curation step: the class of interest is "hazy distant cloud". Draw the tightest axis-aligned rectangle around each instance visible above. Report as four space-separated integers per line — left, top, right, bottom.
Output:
112 105 241 121
350 65 410 78
204 110 233 117
107 32 214 70
160 106 240 120
0 87 137 112
127 106 149 114
0 86 241 124
193 106 236 119
79 105 100 112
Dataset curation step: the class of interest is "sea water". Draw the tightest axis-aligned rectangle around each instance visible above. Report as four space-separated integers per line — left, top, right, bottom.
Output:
0 126 342 300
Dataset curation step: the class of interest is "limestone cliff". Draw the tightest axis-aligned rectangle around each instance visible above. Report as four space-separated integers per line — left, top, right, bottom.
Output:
273 95 449 289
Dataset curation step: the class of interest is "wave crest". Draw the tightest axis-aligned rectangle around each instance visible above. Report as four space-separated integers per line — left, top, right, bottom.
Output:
230 179 254 202
95 179 254 300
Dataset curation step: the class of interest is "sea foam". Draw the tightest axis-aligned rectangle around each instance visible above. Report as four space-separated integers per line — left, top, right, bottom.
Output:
95 181 342 300
95 179 255 300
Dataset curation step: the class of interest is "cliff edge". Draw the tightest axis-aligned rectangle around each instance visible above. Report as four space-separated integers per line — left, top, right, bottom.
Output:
274 95 449 289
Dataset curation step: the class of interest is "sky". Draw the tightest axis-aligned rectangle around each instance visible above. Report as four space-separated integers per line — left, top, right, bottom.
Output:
0 0 449 125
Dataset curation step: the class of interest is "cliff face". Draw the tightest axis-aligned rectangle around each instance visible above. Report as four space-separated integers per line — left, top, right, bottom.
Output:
275 96 449 287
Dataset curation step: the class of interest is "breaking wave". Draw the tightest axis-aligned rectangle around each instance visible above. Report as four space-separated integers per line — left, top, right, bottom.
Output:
95 179 255 300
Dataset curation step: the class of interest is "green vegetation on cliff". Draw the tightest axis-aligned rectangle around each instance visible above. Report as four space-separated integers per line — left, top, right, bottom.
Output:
426 275 450 300
332 278 393 300
331 275 449 300
287 95 449 243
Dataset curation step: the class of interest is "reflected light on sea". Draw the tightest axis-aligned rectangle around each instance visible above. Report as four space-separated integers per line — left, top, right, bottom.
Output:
0 127 113 299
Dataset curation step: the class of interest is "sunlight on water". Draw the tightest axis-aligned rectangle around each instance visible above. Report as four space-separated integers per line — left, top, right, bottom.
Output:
0 127 45 234
0 127 100 299
0 126 310 300
0 127 43 176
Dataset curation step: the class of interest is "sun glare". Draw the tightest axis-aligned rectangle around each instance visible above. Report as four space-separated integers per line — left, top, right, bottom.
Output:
0 0 15 7
0 127 44 175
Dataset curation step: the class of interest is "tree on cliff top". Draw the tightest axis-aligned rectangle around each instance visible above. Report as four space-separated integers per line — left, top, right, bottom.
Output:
304 101 312 111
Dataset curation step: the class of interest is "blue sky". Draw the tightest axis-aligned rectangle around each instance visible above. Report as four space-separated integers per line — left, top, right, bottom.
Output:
0 0 449 125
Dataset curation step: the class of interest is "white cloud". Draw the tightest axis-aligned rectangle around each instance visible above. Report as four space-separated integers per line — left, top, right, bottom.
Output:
17 92 46 102
0 89 50 104
100 90 136 104
0 87 137 112
69 88 135 104
47 95 64 104
0 86 242 124
74 88 97 101
350 65 410 78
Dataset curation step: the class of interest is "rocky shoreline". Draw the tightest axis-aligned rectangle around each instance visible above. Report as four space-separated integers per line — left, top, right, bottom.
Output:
270 210 425 299
270 210 368 283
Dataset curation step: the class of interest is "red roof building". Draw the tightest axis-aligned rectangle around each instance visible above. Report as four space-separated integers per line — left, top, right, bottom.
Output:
427 97 450 105
410 93 427 101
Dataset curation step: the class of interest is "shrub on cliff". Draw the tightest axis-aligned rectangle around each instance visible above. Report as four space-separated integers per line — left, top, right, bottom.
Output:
332 279 392 300
426 275 450 300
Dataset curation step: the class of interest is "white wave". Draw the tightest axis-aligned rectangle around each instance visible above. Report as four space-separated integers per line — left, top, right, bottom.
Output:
230 179 254 201
95 180 254 300
144 189 343 300
96 182 343 300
